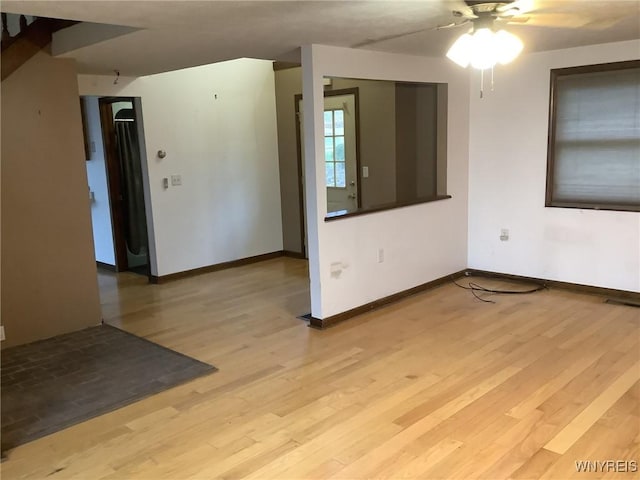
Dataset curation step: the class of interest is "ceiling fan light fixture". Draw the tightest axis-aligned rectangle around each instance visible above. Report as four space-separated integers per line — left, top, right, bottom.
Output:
469 28 498 69
446 27 523 70
494 29 523 65
446 32 473 67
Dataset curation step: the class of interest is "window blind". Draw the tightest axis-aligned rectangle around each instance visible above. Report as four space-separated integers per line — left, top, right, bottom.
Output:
551 65 640 208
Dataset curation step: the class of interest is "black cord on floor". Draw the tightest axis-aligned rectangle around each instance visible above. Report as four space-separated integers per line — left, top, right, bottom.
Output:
452 276 547 304
469 286 496 304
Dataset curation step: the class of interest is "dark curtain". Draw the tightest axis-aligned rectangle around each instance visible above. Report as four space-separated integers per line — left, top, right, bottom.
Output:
115 116 147 256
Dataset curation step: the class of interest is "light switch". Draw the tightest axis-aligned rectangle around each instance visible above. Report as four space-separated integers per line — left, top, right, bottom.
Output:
363 166 369 178
162 178 169 189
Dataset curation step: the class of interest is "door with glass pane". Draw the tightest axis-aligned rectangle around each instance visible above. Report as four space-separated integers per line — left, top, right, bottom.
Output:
295 90 359 256
323 94 358 214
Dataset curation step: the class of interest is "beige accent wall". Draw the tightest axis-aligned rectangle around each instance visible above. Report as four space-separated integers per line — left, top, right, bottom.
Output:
395 83 438 201
274 69 398 254
1 51 101 348
274 67 304 254
331 77 397 209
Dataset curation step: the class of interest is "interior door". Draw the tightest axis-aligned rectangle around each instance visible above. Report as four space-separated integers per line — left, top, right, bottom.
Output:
98 97 151 277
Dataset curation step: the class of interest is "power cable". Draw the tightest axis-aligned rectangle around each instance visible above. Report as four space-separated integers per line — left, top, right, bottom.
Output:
452 276 547 304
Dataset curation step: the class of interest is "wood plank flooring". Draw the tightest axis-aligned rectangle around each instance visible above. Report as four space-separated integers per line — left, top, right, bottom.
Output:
1 258 638 479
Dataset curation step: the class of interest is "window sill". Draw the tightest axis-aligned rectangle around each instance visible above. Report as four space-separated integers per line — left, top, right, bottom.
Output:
546 201 640 213
325 195 452 222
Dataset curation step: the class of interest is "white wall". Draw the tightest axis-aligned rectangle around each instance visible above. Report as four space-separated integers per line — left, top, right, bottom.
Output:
78 58 283 276
84 96 116 265
302 45 470 318
468 40 640 293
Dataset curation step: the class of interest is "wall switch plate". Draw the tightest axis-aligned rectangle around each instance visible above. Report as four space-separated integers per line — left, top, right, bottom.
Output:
171 175 182 186
500 229 509 241
363 166 369 178
377 248 384 263
90 141 96 153
162 178 169 189
1 326 5 341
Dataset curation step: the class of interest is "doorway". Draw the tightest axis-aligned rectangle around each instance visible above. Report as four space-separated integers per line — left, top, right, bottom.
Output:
295 88 360 256
99 97 151 277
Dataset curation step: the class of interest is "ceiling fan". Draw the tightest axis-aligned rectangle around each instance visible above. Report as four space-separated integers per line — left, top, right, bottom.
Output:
444 1 528 70
442 0 624 31
440 0 534 31
354 0 628 51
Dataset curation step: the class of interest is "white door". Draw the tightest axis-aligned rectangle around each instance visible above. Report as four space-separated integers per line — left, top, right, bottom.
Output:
297 93 358 218
323 94 357 214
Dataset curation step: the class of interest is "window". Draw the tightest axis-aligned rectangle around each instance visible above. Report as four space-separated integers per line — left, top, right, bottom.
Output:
546 60 640 212
324 109 346 188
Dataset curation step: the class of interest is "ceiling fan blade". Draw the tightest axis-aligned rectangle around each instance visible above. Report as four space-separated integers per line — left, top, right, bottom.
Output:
352 27 430 48
451 0 473 14
450 0 475 19
496 0 536 16
499 16 530 24
507 12 627 30
435 20 472 30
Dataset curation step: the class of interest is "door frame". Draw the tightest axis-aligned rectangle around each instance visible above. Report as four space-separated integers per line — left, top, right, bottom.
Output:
294 87 361 257
294 93 306 258
98 96 152 279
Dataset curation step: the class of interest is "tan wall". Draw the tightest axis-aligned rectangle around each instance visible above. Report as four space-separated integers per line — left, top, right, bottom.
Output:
274 69 399 254
274 68 304 254
332 78 397 208
395 83 418 202
396 83 438 200
1 51 101 347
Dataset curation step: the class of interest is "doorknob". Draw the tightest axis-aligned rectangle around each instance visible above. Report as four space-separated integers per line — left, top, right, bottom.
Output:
349 180 356 186
348 193 356 199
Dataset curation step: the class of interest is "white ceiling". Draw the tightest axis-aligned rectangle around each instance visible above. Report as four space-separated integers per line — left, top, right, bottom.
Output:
2 0 639 76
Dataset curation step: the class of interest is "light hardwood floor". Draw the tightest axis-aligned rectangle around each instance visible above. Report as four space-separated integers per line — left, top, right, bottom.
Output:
2 257 638 479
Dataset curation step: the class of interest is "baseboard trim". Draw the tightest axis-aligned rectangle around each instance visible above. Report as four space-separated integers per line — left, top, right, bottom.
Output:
96 261 116 272
150 251 285 284
466 269 640 301
283 250 306 260
308 268 640 330
309 270 466 330
605 298 640 308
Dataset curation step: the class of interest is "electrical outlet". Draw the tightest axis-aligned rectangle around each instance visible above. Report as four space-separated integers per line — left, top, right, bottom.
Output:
1 326 5 341
500 228 509 241
377 248 384 263
171 175 182 186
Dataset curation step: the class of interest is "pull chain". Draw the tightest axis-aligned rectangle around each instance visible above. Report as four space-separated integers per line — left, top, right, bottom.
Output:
479 68 496 98
491 66 495 91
